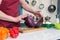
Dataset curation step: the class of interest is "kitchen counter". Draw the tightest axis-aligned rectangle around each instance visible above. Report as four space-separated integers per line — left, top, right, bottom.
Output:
6 28 60 40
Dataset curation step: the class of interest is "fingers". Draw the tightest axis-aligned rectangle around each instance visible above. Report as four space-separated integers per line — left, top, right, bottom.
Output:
20 14 28 19
37 11 43 17
36 12 41 17
17 14 28 22
17 17 25 22
20 19 25 22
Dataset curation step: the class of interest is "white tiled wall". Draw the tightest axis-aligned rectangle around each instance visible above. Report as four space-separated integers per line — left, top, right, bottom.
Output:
22 0 58 23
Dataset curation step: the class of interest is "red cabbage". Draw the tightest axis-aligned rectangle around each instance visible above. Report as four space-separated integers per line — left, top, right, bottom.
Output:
24 15 43 28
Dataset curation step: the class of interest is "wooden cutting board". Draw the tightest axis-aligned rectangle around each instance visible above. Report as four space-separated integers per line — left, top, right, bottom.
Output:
20 27 47 33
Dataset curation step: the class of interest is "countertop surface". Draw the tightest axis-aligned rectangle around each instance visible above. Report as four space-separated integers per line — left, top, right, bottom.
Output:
6 28 60 40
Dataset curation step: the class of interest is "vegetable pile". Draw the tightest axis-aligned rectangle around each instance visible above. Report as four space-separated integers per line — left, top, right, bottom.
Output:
10 26 19 38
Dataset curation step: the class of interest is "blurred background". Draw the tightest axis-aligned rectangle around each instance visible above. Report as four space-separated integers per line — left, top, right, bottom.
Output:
19 0 60 27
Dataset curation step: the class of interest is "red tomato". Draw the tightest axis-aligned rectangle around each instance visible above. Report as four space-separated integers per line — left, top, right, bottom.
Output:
14 29 19 34
10 27 19 38
10 29 14 34
14 34 18 38
13 27 19 34
10 34 18 38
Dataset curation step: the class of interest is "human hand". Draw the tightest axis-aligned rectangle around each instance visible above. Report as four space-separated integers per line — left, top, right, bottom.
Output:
16 14 28 22
33 10 42 17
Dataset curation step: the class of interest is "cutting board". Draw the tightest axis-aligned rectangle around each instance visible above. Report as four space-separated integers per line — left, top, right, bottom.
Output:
19 27 47 33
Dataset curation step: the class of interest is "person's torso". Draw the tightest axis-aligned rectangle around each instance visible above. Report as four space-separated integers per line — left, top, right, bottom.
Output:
0 0 20 27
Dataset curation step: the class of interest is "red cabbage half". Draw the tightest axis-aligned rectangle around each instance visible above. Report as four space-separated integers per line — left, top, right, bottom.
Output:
24 16 43 28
